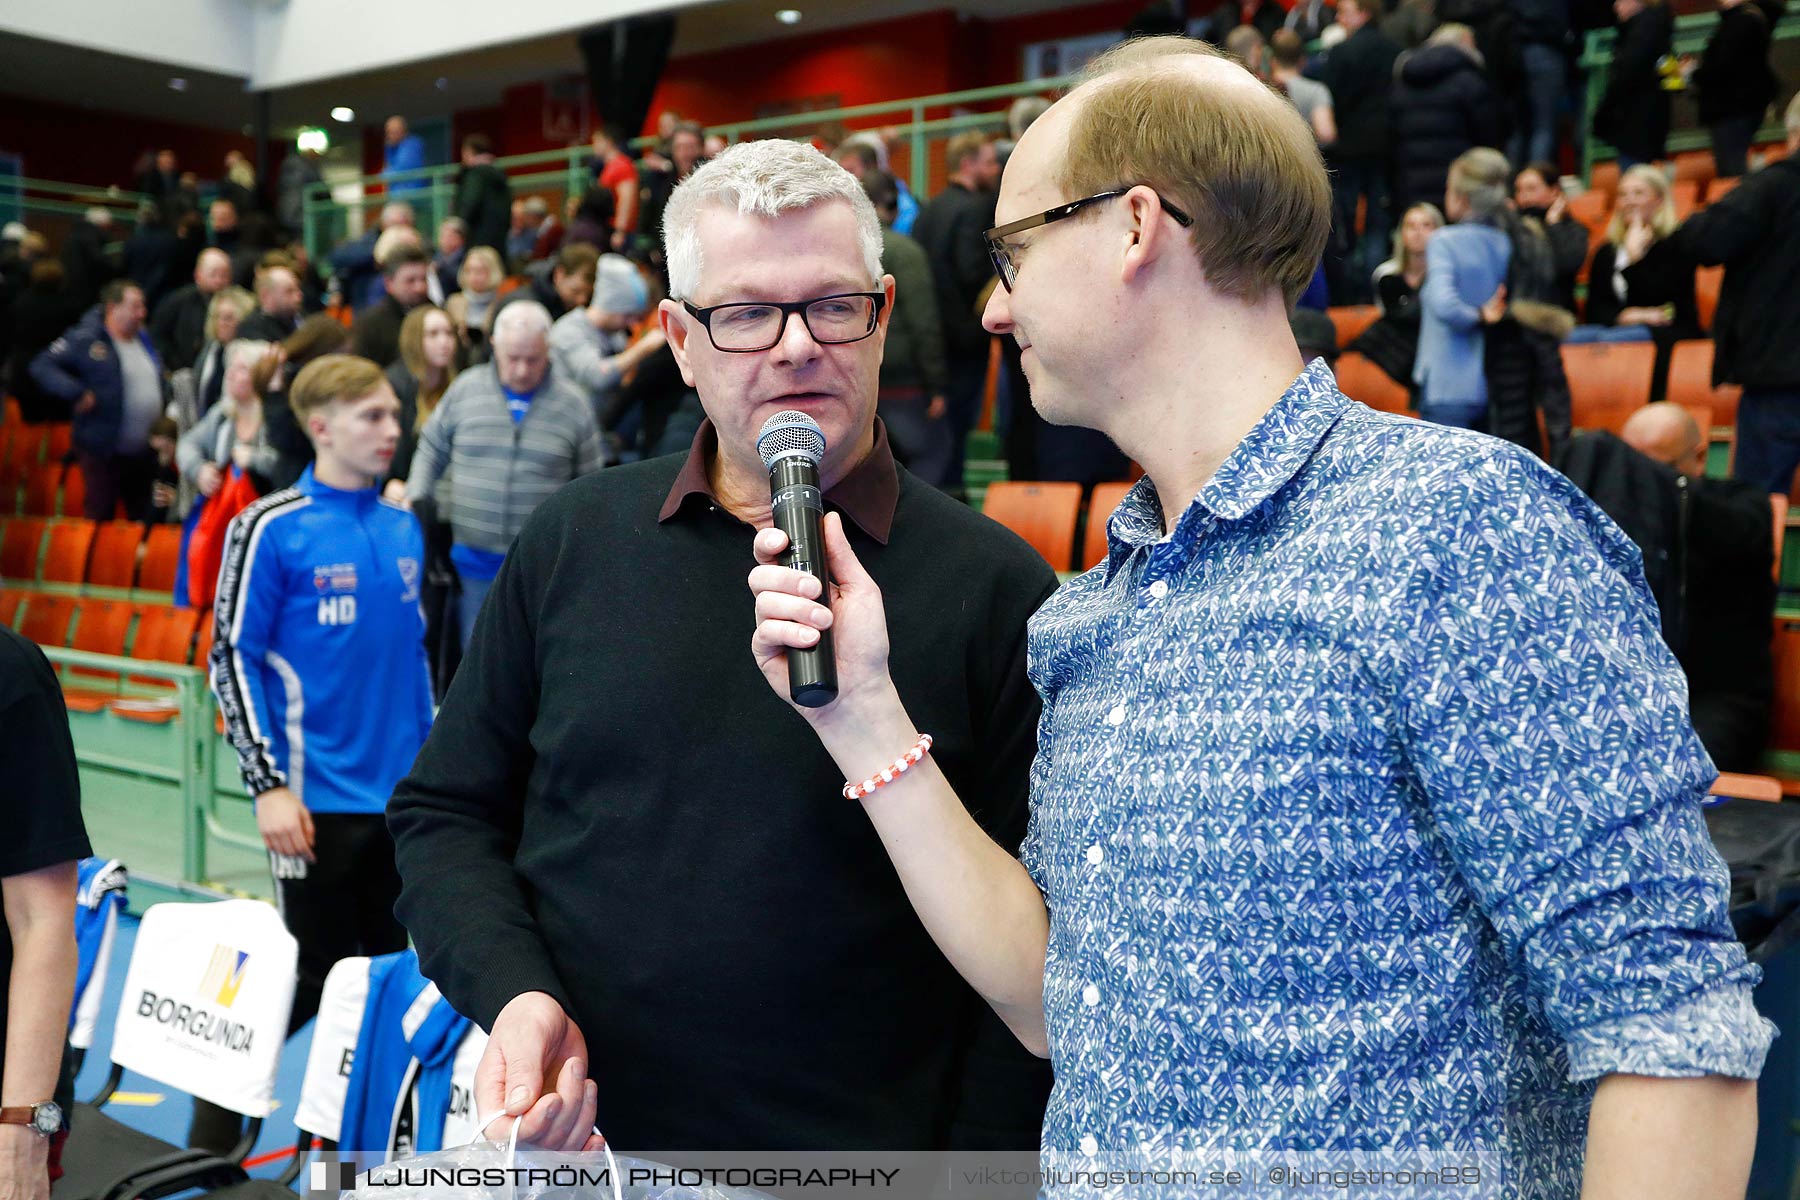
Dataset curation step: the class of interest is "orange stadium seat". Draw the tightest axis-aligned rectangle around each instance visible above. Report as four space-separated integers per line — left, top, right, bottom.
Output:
60 461 87 519
1671 151 1714 189
87 520 145 588
981 482 1082 571
1709 772 1782 803
41 519 97 585
22 463 60 516
19 593 75 647
1695 266 1723 332
1705 177 1740 206
1588 160 1620 199
1082 481 1136 570
63 599 134 707
137 524 183 593
1665 340 1740 427
1334 351 1412 415
1562 341 1656 432
45 422 72 462
2 397 20 426
0 588 25 629
1 518 47 582
1771 494 1788 583
1671 180 1700 222
126 604 200 686
1326 305 1381 348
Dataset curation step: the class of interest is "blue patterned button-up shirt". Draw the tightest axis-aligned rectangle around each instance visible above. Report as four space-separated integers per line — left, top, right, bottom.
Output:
1021 360 1774 1197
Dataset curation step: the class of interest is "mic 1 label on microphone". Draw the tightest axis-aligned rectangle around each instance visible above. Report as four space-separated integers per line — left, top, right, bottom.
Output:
773 484 823 512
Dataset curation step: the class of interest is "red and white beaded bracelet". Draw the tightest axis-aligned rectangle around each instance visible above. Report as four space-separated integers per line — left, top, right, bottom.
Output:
842 733 934 800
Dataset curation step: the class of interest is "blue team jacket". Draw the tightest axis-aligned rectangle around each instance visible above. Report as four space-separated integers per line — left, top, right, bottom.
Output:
209 465 433 812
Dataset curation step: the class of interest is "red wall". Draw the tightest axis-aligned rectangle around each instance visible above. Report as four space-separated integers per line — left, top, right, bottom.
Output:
0 92 262 192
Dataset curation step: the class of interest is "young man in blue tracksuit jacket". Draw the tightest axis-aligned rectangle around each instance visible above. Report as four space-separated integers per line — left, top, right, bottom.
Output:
196 354 433 1153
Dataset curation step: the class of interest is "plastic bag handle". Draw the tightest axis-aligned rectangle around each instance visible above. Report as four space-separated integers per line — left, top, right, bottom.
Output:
500 1114 623 1200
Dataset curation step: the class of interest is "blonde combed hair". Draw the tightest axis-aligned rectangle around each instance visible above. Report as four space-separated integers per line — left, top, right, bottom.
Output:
1062 36 1332 306
290 355 388 431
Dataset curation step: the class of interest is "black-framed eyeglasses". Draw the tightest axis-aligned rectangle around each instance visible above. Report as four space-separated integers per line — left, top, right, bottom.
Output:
984 188 1194 292
681 292 887 353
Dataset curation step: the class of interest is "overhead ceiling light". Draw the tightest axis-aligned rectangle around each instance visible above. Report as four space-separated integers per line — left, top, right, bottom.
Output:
296 128 330 154
331 106 355 122
168 77 189 91
775 9 801 23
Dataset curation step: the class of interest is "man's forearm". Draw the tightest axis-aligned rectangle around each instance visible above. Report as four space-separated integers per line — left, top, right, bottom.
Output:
813 685 1050 1055
1582 1073 1757 1200
2 924 76 1107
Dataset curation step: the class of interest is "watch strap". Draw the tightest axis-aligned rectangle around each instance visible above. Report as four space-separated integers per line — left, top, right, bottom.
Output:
0 1106 34 1125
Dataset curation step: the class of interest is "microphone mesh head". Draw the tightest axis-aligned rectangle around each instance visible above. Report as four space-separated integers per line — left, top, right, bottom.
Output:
756 410 826 469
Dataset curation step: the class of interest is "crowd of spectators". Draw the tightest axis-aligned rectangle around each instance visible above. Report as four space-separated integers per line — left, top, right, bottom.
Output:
0 5 1791 672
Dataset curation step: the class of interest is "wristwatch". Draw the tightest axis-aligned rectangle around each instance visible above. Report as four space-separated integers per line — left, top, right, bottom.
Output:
0 1101 62 1136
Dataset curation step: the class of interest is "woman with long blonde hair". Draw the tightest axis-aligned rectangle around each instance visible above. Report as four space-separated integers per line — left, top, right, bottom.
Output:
1574 164 1700 345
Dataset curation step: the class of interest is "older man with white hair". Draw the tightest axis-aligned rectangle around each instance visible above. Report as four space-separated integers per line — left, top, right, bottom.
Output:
404 299 602 651
388 138 1055 1155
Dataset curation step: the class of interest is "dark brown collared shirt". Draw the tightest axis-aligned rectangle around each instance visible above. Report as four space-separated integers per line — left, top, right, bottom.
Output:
657 417 898 545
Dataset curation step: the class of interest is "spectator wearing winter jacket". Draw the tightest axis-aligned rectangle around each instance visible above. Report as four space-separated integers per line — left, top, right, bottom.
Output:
1316 0 1403 302
1391 24 1506 210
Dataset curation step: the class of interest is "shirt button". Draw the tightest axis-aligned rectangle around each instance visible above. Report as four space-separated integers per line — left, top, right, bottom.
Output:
1148 579 1169 599
1079 1135 1099 1156
1106 705 1126 726
1086 845 1105 866
1082 983 1101 1006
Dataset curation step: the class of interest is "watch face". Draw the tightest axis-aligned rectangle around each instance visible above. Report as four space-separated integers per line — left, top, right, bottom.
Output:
31 1102 61 1135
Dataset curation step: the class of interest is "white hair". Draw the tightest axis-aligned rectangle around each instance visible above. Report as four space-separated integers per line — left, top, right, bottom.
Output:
1787 92 1800 136
662 139 885 302
492 299 552 347
381 202 415 229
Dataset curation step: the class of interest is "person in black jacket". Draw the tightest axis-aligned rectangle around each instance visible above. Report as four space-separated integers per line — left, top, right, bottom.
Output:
1513 162 1591 313
1593 0 1673 168
4 259 83 423
1391 25 1507 210
910 132 1000 491
1317 0 1403 303
59 209 120 313
351 243 431 370
148 247 231 372
1437 0 1526 132
1675 98 1800 493
454 134 513 256
1685 0 1779 178
1559 408 1775 773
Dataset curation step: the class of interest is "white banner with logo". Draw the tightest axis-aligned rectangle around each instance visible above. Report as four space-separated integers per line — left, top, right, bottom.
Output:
111 898 297 1118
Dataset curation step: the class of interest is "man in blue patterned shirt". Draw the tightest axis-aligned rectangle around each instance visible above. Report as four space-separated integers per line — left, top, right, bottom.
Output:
747 36 1771 1199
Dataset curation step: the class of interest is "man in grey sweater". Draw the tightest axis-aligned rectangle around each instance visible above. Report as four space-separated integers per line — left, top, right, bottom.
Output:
406 300 603 649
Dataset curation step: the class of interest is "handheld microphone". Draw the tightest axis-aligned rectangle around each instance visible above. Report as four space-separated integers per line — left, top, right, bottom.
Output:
756 410 837 708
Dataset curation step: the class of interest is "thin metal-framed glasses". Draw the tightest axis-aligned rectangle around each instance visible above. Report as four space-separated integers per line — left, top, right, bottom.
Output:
681 292 887 353
984 188 1194 292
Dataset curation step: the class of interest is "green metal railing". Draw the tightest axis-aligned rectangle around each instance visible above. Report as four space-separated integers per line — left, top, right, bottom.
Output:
1580 9 1800 179
301 76 1072 261
41 646 265 907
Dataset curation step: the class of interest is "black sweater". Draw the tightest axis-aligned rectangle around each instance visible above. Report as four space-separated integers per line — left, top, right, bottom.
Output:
388 431 1057 1153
